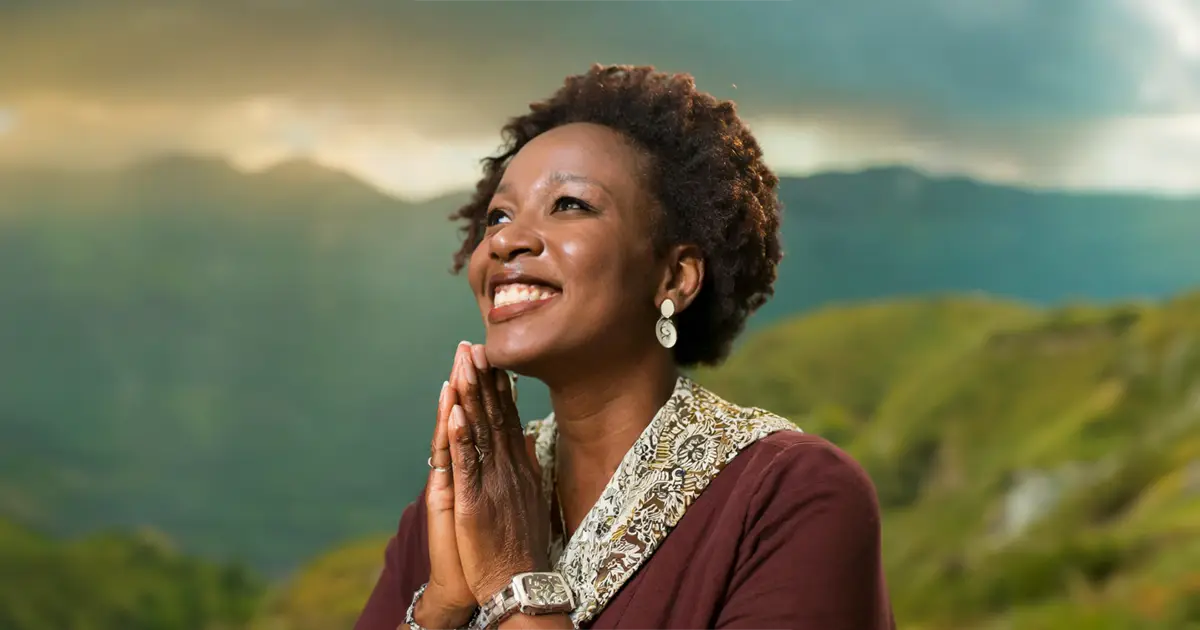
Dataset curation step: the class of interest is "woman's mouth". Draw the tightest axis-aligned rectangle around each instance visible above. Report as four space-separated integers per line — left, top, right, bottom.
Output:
489 283 561 324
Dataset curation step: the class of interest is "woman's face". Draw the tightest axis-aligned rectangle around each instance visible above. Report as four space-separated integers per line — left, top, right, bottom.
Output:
467 122 663 376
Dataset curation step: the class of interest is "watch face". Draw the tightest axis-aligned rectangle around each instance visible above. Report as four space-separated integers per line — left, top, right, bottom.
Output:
517 573 574 609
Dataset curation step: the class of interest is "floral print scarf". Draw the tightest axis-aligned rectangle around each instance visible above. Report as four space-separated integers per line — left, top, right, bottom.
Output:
525 375 801 626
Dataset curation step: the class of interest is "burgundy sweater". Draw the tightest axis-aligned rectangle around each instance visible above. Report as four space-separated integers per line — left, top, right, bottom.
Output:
355 431 895 629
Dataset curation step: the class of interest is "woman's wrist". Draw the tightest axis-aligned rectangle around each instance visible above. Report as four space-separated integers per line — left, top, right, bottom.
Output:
414 584 477 629
473 556 550 606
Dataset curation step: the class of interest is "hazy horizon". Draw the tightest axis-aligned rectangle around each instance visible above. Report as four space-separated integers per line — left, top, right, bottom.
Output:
5 149 1200 205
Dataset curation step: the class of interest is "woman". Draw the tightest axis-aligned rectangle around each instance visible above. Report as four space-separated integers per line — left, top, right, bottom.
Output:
356 64 894 630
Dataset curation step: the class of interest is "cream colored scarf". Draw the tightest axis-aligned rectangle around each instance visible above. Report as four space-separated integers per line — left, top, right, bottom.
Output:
525 376 802 626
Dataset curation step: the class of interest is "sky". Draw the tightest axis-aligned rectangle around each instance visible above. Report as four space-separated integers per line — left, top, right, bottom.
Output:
0 0 1197 200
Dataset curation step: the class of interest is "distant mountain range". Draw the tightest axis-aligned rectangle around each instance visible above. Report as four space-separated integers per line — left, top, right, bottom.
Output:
1 155 1197 573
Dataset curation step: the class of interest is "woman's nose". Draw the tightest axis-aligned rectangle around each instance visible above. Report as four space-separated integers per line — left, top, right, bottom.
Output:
488 217 545 262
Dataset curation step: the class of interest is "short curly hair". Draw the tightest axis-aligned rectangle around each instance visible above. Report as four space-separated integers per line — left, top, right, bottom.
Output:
450 64 783 366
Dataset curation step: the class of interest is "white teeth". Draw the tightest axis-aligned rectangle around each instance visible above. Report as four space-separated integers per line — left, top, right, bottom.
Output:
494 283 558 308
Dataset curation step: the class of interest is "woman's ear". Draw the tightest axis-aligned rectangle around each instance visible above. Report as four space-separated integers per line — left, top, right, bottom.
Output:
656 244 704 313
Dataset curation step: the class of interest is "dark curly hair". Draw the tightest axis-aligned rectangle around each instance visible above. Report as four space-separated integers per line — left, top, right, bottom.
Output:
450 64 783 366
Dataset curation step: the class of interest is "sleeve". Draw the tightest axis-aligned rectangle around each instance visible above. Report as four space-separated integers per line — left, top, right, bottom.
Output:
716 440 896 630
354 493 431 630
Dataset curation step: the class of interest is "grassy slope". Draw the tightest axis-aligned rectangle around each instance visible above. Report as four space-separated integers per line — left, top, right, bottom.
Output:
700 293 1200 629
0 518 264 630
251 536 390 630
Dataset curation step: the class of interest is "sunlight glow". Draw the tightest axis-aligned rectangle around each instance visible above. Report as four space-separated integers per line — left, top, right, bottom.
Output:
0 108 15 135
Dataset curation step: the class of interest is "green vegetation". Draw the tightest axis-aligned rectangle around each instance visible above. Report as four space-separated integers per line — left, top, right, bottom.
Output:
250 536 389 630
695 293 1200 629
8 292 1200 629
0 519 264 630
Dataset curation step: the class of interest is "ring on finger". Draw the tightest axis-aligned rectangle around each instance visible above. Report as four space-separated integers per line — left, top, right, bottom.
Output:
427 457 452 473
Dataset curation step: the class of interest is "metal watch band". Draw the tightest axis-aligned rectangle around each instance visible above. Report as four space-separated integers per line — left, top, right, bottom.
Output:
473 584 520 630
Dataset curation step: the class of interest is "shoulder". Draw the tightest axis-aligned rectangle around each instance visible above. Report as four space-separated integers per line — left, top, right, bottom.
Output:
741 430 873 485
731 430 883 527
689 379 881 517
708 430 896 628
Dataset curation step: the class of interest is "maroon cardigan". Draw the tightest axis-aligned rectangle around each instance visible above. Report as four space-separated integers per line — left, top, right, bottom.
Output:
355 431 895 629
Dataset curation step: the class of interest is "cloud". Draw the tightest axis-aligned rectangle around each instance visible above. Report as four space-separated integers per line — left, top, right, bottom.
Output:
1128 0 1200 111
0 0 1196 198
1058 113 1200 193
2 0 1193 124
0 93 504 198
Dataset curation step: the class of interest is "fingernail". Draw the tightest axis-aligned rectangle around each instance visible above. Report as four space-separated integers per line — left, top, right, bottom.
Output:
450 404 465 430
458 340 471 348
471 344 488 370
464 360 477 384
440 380 449 399
454 349 469 379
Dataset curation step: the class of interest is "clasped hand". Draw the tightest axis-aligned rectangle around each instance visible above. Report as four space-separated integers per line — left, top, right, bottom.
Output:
417 342 551 629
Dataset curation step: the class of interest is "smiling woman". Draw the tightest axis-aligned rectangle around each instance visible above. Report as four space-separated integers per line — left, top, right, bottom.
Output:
355 64 895 630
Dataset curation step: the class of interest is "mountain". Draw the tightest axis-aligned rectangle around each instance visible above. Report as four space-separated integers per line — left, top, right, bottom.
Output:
1 156 1198 574
0 156 485 574
759 165 1200 322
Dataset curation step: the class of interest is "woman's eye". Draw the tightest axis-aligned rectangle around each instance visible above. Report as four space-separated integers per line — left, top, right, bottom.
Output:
485 209 511 226
553 196 591 212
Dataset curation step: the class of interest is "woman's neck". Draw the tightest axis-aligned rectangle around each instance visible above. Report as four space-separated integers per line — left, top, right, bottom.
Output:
547 351 679 534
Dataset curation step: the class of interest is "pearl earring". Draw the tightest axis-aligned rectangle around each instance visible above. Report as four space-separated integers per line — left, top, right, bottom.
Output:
656 298 677 349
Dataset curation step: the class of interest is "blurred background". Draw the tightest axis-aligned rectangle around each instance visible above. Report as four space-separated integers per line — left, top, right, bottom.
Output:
2 1 1200 629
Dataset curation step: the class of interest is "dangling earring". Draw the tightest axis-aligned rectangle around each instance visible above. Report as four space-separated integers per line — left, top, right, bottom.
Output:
656 298 678 349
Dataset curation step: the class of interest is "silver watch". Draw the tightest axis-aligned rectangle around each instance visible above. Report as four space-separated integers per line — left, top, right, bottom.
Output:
472 572 575 630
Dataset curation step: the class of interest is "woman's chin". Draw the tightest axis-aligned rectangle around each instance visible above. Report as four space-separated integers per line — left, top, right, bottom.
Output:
482 336 550 375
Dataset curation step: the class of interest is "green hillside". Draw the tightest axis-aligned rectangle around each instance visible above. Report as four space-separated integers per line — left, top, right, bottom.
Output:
249 536 390 630
0 518 264 630
696 293 1200 629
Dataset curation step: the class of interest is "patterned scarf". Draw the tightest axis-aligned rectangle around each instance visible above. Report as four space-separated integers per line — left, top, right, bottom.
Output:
525 376 802 626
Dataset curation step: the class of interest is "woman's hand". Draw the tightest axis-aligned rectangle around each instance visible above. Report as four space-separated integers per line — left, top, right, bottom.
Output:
447 343 552 604
413 359 477 629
